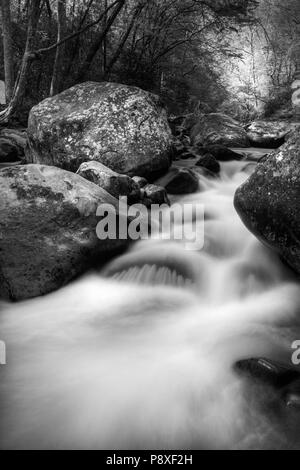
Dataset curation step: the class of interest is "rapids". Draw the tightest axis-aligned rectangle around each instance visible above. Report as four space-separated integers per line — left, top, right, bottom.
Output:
1 159 300 450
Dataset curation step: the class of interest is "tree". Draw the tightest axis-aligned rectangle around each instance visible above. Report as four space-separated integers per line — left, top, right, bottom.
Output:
0 0 261 122
0 0 14 102
75 0 126 82
0 0 42 123
0 0 123 122
50 0 66 96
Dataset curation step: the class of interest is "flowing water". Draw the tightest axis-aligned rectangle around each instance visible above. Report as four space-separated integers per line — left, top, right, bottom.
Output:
1 159 300 450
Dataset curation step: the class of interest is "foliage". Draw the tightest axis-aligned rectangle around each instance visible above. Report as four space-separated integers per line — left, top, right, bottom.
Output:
0 0 267 123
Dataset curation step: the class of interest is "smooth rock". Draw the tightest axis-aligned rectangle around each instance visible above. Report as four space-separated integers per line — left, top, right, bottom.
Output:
196 153 220 174
0 164 127 300
158 167 199 195
198 145 243 161
234 128 300 274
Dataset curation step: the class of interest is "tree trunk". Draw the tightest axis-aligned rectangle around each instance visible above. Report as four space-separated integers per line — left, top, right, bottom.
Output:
0 0 42 123
50 0 66 96
75 0 125 83
104 1 145 79
102 0 108 74
0 0 14 102
291 42 300 119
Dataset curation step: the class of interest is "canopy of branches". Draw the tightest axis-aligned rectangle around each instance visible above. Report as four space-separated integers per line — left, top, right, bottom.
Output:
0 0 298 123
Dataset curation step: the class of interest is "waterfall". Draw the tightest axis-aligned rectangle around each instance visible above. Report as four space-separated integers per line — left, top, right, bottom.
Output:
1 160 300 450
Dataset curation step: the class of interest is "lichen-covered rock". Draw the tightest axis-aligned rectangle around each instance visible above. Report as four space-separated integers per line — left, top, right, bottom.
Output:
77 161 140 201
190 113 249 147
234 128 300 275
26 82 173 178
0 164 127 300
246 120 300 148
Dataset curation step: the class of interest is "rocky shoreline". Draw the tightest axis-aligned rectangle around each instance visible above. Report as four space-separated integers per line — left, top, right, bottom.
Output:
0 81 299 300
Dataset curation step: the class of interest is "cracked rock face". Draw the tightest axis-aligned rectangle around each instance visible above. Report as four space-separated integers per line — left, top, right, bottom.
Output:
234 128 300 275
26 82 173 179
0 164 127 300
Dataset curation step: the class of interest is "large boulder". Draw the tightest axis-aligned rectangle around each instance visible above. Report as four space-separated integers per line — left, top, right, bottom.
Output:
26 82 173 178
190 113 250 148
0 164 128 300
77 161 140 201
234 129 300 275
246 120 300 148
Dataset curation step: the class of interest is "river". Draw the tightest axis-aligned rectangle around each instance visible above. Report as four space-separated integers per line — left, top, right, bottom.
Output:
1 156 300 449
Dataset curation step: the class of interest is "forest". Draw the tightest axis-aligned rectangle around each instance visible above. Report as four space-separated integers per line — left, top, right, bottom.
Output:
1 0 300 453
0 0 299 124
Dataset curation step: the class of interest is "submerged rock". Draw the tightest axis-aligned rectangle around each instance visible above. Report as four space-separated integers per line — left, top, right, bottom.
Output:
190 113 250 148
26 82 173 178
77 161 140 201
0 164 127 300
235 358 300 388
198 145 243 162
235 358 300 411
246 120 300 148
234 128 300 274
284 380 300 409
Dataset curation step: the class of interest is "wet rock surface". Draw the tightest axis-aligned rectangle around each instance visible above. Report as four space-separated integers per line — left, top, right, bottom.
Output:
196 153 220 174
197 145 243 162
234 128 300 275
156 167 199 195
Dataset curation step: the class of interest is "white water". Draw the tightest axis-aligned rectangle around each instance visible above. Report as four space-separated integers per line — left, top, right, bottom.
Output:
1 160 300 450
